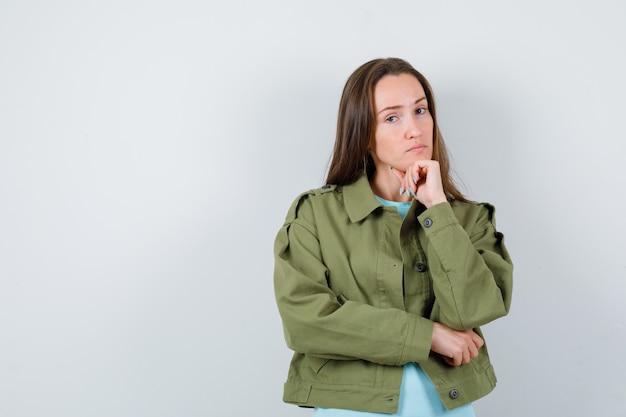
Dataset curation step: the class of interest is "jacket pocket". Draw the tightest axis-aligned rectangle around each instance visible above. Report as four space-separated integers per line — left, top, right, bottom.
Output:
307 355 330 374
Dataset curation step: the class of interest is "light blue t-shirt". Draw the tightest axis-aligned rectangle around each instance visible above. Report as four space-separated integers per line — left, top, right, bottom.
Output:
312 197 475 417
374 196 413 218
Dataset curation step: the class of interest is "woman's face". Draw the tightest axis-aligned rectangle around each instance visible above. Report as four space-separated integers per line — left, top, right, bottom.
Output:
370 73 434 172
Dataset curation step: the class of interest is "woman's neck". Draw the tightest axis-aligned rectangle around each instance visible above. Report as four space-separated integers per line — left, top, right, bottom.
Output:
369 170 412 203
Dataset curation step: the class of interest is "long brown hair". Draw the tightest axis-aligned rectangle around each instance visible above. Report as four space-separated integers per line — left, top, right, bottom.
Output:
325 58 467 202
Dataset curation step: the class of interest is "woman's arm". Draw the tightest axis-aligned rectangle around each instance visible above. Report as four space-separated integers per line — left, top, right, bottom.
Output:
393 160 513 331
419 201 514 330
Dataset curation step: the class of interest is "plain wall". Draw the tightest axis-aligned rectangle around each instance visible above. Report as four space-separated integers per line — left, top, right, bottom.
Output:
1 1 625 416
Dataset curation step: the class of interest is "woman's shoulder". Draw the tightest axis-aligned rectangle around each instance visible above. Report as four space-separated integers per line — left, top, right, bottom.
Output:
291 184 342 205
283 184 344 222
449 199 498 227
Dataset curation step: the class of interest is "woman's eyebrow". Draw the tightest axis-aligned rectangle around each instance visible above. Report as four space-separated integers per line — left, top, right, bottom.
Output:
377 97 427 115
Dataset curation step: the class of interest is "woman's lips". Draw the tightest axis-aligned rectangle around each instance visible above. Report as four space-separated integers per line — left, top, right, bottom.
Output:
407 145 426 153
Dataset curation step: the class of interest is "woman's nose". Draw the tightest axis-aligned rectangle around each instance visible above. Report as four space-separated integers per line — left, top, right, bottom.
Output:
405 118 422 139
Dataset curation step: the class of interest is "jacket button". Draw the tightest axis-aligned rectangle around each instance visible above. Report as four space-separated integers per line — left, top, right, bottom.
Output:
424 218 433 228
414 263 427 272
449 389 459 399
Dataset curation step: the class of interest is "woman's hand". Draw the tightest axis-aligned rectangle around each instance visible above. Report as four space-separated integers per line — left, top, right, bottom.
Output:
390 160 447 208
430 322 485 367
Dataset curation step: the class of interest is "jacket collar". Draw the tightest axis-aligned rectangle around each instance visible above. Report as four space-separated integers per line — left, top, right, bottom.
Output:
343 175 383 223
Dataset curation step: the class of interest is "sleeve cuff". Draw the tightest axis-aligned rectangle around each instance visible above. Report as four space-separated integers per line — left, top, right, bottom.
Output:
416 202 458 235
400 315 434 364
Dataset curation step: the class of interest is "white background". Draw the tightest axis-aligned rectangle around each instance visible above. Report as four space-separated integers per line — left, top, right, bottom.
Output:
1 1 625 416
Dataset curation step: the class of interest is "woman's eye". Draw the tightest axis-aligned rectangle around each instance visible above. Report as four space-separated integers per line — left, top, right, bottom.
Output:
416 107 427 115
385 115 398 123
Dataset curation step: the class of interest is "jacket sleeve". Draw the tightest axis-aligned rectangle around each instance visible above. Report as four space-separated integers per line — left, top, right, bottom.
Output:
274 195 434 366
417 201 513 330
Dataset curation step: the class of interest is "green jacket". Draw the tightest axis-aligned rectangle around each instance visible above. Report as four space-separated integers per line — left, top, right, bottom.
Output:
274 175 513 413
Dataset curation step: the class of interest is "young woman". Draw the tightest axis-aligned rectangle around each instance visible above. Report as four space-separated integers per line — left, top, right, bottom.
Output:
274 58 513 416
